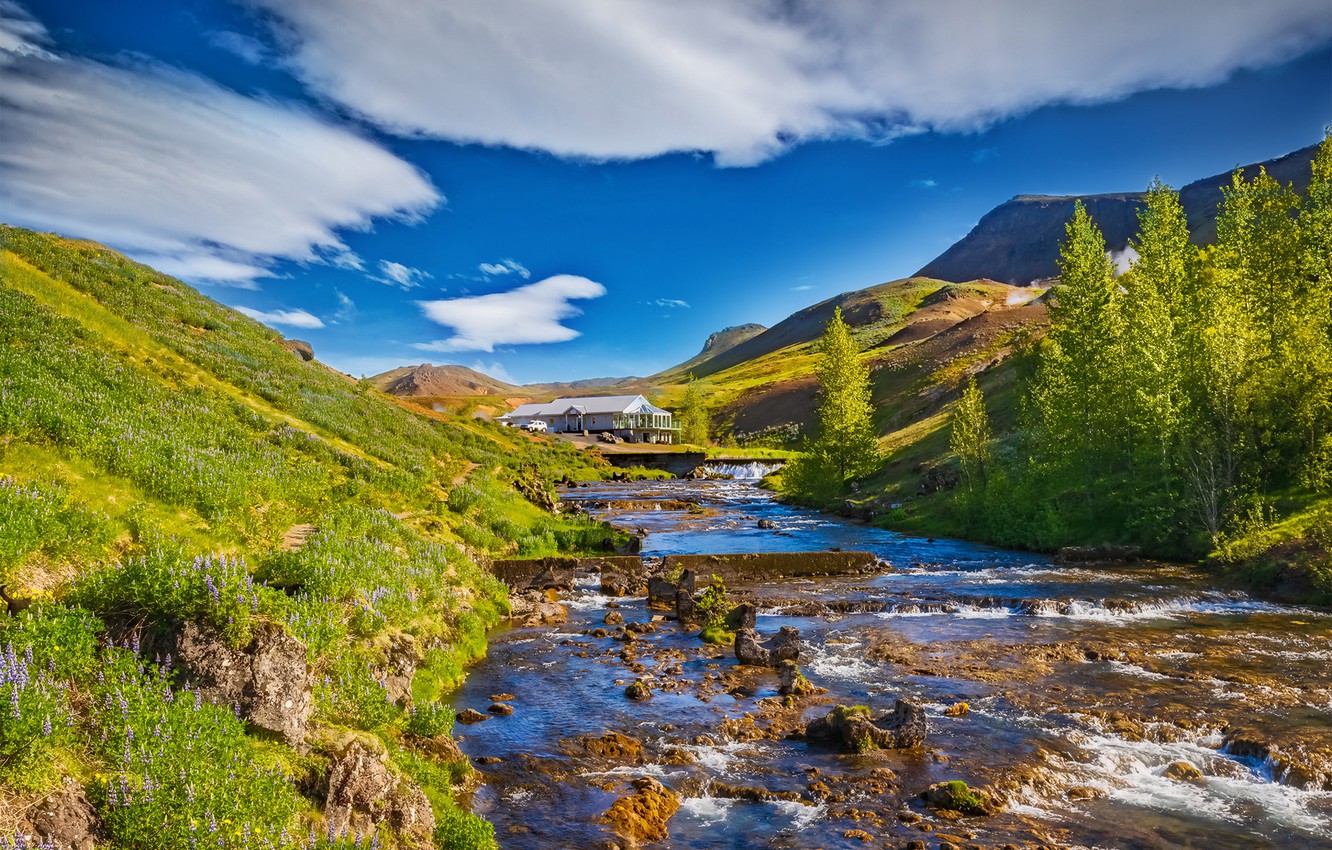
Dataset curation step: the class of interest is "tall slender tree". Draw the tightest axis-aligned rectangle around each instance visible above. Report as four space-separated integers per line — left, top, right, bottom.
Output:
678 375 711 446
812 306 880 481
951 375 993 494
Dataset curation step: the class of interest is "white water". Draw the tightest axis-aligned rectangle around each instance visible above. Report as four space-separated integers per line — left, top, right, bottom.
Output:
703 461 784 480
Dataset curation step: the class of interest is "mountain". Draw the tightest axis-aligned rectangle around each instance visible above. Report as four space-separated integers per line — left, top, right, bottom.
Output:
917 143 1319 285
663 323 768 377
371 362 517 397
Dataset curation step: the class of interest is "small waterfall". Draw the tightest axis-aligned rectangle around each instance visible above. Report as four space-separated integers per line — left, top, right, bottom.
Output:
703 460 785 480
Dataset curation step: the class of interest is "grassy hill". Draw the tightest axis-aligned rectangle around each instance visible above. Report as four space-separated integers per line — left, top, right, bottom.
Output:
0 225 626 848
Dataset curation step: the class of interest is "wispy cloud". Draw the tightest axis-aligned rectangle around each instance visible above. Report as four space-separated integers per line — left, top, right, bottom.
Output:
415 274 605 352
791 284 813 291
206 30 272 65
331 290 356 323
469 360 516 384
236 306 325 328
0 3 439 285
908 178 938 189
373 260 432 289
248 0 1332 165
651 298 690 309
479 258 530 279
972 146 999 164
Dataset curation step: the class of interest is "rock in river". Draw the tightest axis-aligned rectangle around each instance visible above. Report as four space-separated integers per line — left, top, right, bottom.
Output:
804 700 928 751
734 626 801 668
601 777 680 846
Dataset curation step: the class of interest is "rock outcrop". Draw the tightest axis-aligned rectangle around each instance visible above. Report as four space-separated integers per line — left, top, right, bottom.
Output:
777 660 820 696
174 621 313 747
919 780 1002 816
804 700 928 752
325 740 435 843
734 626 800 668
601 777 680 846
507 591 568 627
18 779 99 850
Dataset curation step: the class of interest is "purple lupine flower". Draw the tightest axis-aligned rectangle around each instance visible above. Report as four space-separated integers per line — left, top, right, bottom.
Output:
41 716 50 737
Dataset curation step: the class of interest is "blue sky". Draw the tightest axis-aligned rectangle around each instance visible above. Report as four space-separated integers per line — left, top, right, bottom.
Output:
2 1 1330 383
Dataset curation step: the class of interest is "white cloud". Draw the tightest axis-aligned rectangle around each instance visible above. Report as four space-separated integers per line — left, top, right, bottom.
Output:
790 284 814 291
207 30 272 65
468 360 517 384
332 290 356 323
908 178 939 189
0 3 439 284
236 306 325 328
248 0 1332 164
415 274 606 352
374 260 432 289
651 298 690 309
479 258 530 279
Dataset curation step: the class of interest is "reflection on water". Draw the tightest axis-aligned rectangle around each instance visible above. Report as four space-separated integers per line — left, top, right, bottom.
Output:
453 479 1332 849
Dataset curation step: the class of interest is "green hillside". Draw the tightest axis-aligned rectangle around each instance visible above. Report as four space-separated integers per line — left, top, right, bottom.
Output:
0 226 625 848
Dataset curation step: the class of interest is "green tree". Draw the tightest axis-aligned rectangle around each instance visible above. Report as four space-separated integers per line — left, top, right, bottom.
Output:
1120 180 1193 520
678 374 711 446
812 306 880 481
1031 201 1122 504
950 375 993 493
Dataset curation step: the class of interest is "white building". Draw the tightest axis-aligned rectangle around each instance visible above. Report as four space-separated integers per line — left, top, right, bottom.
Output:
498 394 677 443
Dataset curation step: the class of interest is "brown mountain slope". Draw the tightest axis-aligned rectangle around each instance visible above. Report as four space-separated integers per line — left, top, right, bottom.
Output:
917 142 1318 285
371 363 517 397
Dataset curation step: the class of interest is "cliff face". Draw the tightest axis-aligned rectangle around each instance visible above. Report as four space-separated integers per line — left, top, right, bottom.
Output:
916 143 1319 285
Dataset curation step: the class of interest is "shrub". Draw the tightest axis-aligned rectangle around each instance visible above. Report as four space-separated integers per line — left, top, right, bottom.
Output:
406 701 455 738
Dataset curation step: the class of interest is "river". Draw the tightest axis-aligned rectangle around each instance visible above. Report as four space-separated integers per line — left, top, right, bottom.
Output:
451 476 1332 849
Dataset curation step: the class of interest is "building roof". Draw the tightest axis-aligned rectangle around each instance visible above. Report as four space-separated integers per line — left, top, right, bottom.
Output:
499 394 669 419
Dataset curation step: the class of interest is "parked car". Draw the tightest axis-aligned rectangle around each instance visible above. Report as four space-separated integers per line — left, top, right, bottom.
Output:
524 420 548 432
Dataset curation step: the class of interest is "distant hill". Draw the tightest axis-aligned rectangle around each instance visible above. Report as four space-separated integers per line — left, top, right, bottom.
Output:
664 323 767 377
917 143 1319 285
371 362 517 397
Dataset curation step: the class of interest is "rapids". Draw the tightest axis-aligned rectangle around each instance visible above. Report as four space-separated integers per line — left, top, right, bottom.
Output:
451 477 1332 849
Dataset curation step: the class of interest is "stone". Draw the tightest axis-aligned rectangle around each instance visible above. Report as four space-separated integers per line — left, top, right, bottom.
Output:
601 777 680 846
804 700 928 752
842 828 873 842
578 731 644 762
675 589 696 624
279 338 314 361
734 626 801 668
943 702 970 717
647 578 678 610
174 620 313 748
724 604 757 632
23 778 99 850
777 660 820 696
457 708 490 724
507 591 569 627
756 519 777 530
1163 761 1204 782
325 740 435 843
625 680 652 701
488 702 515 716
379 632 421 708
604 610 624 625
919 780 1001 817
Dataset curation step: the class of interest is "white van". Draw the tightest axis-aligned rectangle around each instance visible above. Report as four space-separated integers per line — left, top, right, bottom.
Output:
524 420 548 433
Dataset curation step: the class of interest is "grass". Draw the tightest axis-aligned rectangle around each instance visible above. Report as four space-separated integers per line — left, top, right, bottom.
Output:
0 225 630 847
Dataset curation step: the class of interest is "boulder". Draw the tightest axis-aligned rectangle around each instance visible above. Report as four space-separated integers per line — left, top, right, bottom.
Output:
456 708 490 725
777 660 820 696
325 740 435 842
804 700 928 752
174 621 313 748
601 777 680 846
487 702 514 716
279 338 315 361
604 610 624 625
756 519 777 530
919 780 1001 816
1054 545 1141 565
625 680 652 701
734 626 801 668
1163 761 1204 782
725 604 757 632
378 632 421 708
575 731 644 762
675 589 696 625
507 591 568 627
22 778 99 850
647 578 678 610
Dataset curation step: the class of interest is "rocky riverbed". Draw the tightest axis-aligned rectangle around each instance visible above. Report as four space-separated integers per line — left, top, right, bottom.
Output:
450 478 1332 849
